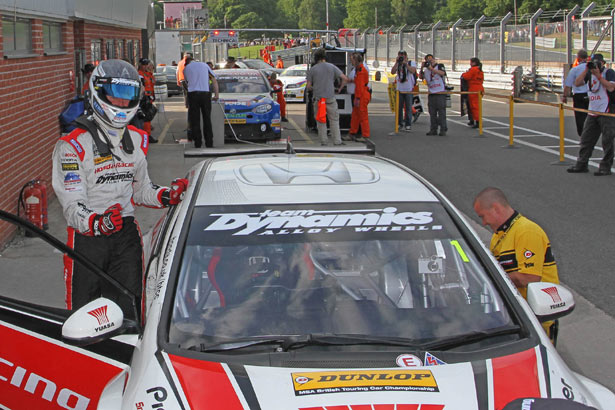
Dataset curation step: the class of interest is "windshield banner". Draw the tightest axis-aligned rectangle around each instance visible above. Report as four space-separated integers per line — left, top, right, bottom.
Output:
188 203 454 245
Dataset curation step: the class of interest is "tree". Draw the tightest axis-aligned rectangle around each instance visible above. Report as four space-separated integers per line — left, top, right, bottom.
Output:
297 0 327 30
345 0 392 29
277 0 302 29
391 0 435 26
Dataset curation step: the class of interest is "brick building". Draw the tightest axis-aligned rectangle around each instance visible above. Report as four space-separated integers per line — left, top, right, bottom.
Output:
0 0 150 245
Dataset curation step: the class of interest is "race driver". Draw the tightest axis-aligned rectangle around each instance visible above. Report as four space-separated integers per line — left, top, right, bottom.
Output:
473 187 560 341
52 59 188 320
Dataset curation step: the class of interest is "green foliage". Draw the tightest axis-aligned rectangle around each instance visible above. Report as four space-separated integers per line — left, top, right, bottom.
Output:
345 0 392 28
391 0 435 26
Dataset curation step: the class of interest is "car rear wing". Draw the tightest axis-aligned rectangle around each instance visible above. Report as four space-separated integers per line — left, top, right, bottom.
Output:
184 139 375 157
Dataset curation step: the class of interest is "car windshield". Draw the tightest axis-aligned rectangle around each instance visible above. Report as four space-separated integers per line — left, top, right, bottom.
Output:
243 60 273 70
217 74 269 94
169 202 514 348
281 69 307 77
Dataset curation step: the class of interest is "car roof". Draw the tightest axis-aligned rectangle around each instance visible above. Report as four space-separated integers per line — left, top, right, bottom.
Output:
194 154 439 206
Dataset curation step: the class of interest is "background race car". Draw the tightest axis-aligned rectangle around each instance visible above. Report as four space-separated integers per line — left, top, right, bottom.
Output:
279 64 308 103
216 69 281 141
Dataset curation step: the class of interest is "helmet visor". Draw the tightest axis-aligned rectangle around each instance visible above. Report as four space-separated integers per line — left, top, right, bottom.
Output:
94 77 141 108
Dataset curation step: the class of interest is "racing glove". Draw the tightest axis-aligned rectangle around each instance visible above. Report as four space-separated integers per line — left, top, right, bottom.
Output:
161 178 188 206
90 203 123 236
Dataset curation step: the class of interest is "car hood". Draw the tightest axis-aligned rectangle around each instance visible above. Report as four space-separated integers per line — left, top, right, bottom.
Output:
280 76 306 85
160 346 604 410
219 93 273 105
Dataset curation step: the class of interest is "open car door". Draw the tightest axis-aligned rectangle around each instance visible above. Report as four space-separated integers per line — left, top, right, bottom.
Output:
0 210 136 409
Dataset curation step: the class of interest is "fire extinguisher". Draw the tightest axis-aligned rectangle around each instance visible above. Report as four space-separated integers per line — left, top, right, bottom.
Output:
18 180 48 235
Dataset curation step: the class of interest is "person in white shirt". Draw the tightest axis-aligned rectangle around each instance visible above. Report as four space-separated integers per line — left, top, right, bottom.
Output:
419 54 448 136
391 50 417 132
562 49 589 136
183 56 220 148
567 53 615 176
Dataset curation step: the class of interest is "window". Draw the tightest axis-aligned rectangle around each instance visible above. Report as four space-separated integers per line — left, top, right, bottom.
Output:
126 40 134 64
2 17 32 55
91 39 102 62
42 21 63 51
117 39 124 60
106 39 114 59
135 40 140 62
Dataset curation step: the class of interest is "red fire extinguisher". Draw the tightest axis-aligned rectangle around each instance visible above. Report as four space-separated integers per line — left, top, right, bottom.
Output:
33 179 49 230
19 180 48 235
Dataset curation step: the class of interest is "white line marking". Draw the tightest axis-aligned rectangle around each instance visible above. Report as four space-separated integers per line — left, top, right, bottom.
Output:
158 118 175 144
483 98 507 104
287 116 313 143
446 116 612 171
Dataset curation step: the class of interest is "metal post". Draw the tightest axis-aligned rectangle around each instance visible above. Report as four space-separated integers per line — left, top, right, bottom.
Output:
611 9 615 63
500 12 512 74
414 23 421 63
432 21 442 57
530 9 543 76
363 29 368 57
566 6 580 66
474 15 486 58
374 26 382 67
451 19 463 71
478 92 483 135
398 24 407 55
508 95 515 146
581 3 596 51
385 26 394 68
559 103 565 162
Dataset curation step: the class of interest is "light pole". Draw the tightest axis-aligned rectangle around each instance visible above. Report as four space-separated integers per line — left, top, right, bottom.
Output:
326 0 329 43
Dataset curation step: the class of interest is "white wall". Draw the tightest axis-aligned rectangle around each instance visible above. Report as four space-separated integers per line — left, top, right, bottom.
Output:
155 30 182 66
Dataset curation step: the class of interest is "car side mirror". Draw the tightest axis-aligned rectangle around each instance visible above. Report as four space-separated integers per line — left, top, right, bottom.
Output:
62 298 125 346
526 283 575 322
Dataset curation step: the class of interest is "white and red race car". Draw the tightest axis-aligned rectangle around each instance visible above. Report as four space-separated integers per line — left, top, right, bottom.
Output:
0 151 613 409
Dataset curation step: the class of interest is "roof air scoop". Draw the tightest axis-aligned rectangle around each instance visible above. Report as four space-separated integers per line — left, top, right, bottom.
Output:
261 161 352 184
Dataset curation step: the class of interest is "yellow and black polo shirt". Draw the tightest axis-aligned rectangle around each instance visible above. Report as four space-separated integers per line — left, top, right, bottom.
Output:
490 211 559 299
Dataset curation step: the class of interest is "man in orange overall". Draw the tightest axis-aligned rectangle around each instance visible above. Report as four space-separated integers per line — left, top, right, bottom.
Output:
270 73 288 122
138 58 157 142
276 55 284 69
461 57 484 129
349 52 370 141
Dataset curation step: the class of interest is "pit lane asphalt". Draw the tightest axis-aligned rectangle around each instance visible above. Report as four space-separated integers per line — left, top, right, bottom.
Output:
27 86 615 391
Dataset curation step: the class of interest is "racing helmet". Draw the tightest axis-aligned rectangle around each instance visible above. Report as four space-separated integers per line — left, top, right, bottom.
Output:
88 59 142 128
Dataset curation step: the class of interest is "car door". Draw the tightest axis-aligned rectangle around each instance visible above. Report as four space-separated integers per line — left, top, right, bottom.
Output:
0 210 135 410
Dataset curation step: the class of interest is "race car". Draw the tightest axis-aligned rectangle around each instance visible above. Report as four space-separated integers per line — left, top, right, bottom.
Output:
0 149 614 409
216 68 281 141
279 64 308 102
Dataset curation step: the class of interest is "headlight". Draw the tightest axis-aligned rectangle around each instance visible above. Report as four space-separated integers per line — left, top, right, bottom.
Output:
252 104 272 114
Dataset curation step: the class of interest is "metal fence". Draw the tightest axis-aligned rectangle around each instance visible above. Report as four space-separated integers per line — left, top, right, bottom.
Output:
339 2 615 75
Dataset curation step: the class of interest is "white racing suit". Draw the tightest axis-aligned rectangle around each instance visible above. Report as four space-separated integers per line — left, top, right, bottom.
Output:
52 124 168 318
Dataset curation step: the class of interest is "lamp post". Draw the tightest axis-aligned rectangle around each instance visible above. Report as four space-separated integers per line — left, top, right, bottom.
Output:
326 0 329 43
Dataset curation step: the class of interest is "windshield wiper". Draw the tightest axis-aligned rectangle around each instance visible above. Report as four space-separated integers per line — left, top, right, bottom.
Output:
188 334 420 353
417 325 522 351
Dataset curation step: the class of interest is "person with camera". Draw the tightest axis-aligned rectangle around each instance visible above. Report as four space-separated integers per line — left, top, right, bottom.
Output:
567 53 615 176
419 54 448 136
562 49 589 136
391 50 417 132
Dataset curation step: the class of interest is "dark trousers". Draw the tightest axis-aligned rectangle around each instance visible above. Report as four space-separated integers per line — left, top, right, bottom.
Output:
398 92 413 127
575 113 615 171
67 218 142 320
428 94 447 132
188 91 213 148
572 92 589 137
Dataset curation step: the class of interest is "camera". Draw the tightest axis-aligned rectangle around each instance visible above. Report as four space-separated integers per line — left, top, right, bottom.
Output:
422 61 431 68
397 56 404 64
418 256 443 274
587 59 601 70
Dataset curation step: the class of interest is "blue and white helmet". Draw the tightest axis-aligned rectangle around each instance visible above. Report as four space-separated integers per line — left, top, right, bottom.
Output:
89 59 142 128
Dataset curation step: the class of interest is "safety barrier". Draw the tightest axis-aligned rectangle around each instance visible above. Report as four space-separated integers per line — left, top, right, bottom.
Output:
481 92 615 163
